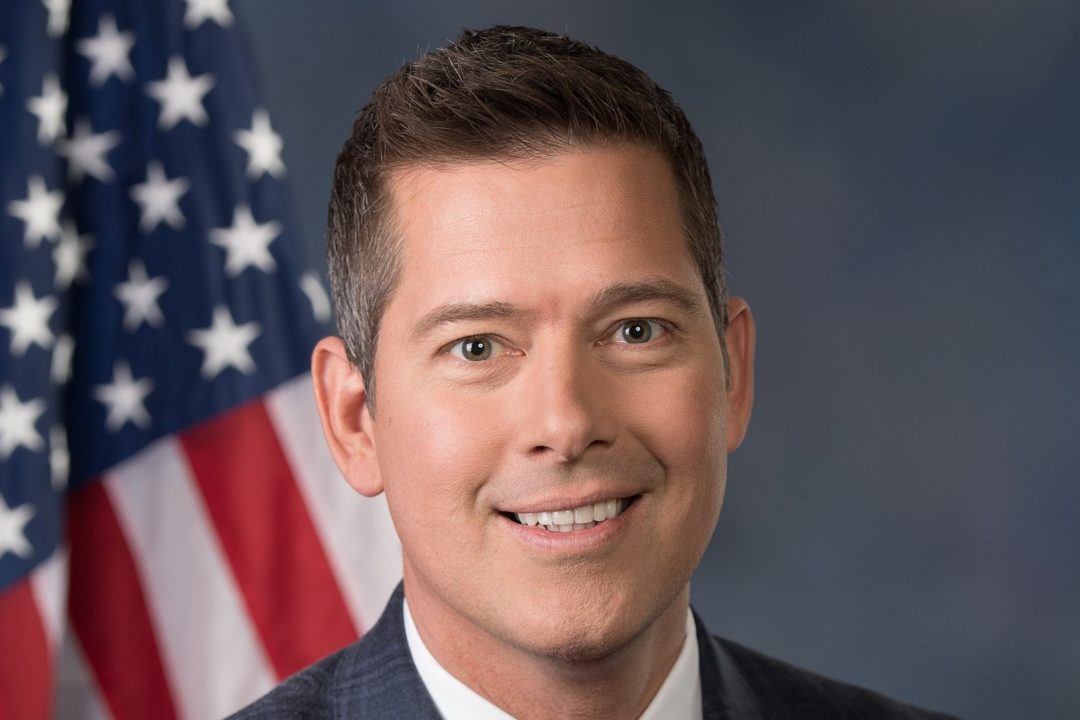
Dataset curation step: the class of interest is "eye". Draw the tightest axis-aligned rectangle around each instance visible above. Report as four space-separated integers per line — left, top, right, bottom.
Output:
448 335 499 361
612 319 665 344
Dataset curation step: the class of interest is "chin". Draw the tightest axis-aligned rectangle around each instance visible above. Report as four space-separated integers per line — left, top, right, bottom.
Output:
504 577 676 663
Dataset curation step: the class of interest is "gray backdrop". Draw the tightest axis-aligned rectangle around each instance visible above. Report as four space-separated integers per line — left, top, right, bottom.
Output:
234 2 1080 718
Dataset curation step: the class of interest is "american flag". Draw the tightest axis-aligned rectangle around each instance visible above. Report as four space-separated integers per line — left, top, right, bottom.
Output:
0 1 401 717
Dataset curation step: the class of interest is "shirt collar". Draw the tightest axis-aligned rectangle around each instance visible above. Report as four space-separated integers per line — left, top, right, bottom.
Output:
403 598 702 720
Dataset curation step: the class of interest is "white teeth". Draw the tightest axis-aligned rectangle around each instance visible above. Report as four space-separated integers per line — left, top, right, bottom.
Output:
551 509 574 525
514 498 631 530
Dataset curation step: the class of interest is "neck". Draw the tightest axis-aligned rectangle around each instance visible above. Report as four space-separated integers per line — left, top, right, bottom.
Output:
404 568 690 720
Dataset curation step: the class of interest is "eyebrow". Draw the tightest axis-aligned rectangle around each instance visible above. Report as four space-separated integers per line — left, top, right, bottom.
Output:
409 278 705 341
410 301 527 341
586 279 705 318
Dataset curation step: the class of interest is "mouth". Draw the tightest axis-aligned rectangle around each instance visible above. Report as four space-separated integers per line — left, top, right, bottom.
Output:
500 495 639 533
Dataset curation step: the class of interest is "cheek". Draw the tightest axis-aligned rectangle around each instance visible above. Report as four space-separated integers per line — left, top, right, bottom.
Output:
375 381 509 515
630 367 728 513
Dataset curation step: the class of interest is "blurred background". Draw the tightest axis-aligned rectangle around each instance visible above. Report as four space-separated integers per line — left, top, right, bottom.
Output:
235 2 1080 718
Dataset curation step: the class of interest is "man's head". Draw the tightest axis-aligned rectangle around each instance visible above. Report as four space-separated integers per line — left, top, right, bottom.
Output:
313 25 754 683
327 25 729 407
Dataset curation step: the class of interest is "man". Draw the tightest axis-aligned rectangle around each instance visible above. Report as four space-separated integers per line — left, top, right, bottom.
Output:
235 26 953 719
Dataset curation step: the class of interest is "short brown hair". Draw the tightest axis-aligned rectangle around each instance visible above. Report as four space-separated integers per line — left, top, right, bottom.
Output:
328 25 728 408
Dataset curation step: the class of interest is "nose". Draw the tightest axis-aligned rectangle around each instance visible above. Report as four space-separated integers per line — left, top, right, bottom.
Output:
515 345 615 463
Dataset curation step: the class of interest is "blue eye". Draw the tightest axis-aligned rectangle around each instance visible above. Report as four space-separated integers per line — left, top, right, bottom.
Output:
615 319 664 344
449 335 496 361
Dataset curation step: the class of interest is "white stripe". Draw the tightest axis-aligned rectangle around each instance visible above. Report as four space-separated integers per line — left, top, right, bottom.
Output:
28 547 67 648
55 631 113 720
267 374 402 632
104 438 276 720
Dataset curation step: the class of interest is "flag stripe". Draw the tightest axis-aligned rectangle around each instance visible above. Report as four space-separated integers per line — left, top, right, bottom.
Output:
265 375 401 632
180 397 359 679
0 580 51 720
67 483 178 720
28 550 67 648
105 437 277 719
55 630 113 720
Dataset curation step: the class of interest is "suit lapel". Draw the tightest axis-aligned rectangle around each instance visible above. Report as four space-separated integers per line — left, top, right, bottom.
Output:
696 609 766 720
331 583 443 718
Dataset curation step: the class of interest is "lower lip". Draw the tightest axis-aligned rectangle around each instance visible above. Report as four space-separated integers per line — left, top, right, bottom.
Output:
501 499 638 553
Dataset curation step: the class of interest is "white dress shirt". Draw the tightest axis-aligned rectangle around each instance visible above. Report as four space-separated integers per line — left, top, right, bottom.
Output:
403 598 702 720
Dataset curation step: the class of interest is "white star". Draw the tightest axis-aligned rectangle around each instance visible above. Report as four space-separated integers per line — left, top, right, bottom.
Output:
26 73 67 145
51 334 74 384
58 118 121 183
7 176 64 247
0 493 36 560
43 0 70 38
184 0 234 29
0 46 7 96
210 205 280 276
77 15 135 86
0 283 57 356
54 221 94 290
0 386 46 460
50 425 69 491
145 56 215 130
187 305 260 378
300 272 332 323
234 109 285 179
93 361 153 431
114 260 168 331
130 161 190 232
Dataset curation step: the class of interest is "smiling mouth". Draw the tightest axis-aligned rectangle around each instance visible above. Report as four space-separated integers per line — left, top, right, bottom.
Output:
501 496 638 532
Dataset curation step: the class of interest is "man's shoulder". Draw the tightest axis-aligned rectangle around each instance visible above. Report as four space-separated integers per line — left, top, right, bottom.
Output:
703 631 957 720
227 642 349 719
228 585 439 719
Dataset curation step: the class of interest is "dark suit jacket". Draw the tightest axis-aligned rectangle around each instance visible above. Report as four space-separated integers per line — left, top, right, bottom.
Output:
231 584 956 719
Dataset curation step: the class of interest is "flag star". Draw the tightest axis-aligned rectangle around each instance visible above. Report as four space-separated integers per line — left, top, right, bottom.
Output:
210 205 280 276
58 118 122 183
0 493 36 560
300 272 332 323
0 386 46 460
145 56 215 130
130 161 190 232
26 73 67 145
187 305 261 378
51 334 74 384
184 0 234 29
93 361 154 431
50 425 69 491
7 176 64 247
0 282 57 356
43 0 70 38
234 109 285 179
54 221 94 290
114 260 168 331
77 15 135 86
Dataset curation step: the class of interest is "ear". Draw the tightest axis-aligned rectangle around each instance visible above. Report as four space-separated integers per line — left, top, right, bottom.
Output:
311 337 384 496
723 297 756 451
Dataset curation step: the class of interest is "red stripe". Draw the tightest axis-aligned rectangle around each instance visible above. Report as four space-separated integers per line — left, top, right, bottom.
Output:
180 398 358 679
67 482 178 720
0 579 50 720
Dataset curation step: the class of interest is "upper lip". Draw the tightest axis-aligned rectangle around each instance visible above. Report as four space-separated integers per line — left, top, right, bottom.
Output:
497 490 641 514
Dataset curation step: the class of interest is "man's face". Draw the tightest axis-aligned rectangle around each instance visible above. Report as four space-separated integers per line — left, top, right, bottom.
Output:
363 144 749 661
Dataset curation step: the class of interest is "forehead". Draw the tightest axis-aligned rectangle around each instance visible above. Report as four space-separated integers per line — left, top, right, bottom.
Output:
381 144 702 324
